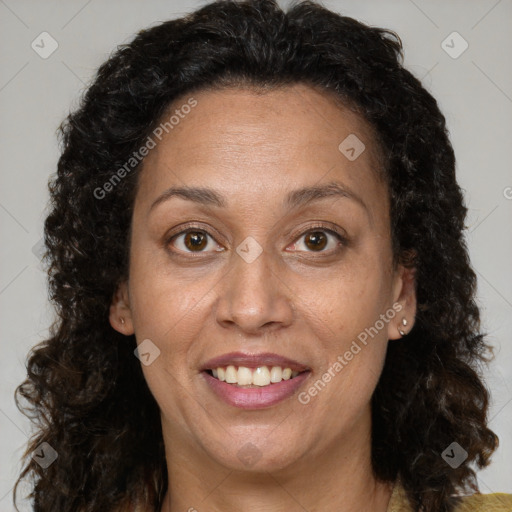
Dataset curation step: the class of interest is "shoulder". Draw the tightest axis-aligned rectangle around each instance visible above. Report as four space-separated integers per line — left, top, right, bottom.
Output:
454 492 512 511
386 481 512 512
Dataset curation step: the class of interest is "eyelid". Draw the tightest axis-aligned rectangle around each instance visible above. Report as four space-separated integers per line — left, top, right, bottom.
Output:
166 221 223 240
284 222 348 256
164 222 225 254
287 222 348 245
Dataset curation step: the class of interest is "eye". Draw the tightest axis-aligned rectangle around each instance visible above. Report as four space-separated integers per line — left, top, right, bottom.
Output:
168 228 224 254
287 226 346 253
166 223 347 256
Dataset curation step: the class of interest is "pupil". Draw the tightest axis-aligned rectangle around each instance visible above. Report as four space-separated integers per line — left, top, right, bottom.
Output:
306 231 327 251
185 232 206 251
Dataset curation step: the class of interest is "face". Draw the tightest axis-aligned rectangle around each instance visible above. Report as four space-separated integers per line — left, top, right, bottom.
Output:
110 83 416 474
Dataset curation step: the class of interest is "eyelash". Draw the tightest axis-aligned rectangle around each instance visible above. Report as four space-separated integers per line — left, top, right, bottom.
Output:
165 222 348 257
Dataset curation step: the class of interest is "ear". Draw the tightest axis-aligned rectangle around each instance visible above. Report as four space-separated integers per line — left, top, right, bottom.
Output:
109 281 135 336
387 264 417 341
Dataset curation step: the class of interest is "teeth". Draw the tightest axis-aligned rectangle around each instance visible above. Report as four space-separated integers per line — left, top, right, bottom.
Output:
253 366 270 386
209 365 302 387
225 365 237 384
282 368 292 380
237 366 253 385
270 366 282 383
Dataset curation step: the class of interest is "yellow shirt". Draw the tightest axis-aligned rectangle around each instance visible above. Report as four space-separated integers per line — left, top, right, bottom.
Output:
387 481 512 511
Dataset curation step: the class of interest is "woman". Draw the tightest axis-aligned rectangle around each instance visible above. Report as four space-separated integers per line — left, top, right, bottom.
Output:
14 0 512 511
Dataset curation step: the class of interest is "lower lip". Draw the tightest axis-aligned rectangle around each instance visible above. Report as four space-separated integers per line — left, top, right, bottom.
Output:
202 371 311 409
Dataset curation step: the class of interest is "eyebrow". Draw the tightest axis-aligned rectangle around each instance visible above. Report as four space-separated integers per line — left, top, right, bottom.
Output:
149 181 368 214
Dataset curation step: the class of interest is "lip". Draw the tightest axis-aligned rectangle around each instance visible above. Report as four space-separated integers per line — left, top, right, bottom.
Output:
200 351 310 372
202 370 311 409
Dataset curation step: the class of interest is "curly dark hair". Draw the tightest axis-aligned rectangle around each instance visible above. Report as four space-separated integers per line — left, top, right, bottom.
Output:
14 0 499 511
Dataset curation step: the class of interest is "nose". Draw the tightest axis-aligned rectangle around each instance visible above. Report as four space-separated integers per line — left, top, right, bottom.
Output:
215 243 295 335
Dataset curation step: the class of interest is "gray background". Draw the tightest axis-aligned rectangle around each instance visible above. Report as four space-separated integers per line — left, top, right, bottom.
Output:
1 0 511 508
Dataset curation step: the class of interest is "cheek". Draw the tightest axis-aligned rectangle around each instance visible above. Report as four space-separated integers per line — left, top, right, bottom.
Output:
127 251 207 416
295 252 392 398
127 252 216 378
128 235 211 326
297 257 392 342
301 269 391 434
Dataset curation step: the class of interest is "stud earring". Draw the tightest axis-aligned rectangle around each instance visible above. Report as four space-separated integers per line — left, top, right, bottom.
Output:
120 317 125 325
398 317 408 336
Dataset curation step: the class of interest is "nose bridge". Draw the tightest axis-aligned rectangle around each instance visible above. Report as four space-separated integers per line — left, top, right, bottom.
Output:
215 238 293 332
233 239 273 295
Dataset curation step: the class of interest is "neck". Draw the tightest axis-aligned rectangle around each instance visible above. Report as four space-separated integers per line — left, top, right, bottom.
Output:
158 409 393 512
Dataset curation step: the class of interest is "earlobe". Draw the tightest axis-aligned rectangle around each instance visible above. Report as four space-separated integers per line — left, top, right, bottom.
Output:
109 281 135 335
388 265 417 341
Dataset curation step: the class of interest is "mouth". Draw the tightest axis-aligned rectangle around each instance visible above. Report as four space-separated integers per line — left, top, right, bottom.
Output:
204 365 309 388
200 351 311 388
200 352 311 408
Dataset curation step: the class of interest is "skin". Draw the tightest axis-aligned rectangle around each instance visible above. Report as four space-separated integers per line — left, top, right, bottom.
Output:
110 83 417 512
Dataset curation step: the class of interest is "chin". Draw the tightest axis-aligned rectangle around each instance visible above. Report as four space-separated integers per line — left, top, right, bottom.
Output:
207 435 305 473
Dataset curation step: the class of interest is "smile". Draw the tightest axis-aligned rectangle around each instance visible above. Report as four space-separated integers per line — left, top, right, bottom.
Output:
206 365 304 387
202 368 311 409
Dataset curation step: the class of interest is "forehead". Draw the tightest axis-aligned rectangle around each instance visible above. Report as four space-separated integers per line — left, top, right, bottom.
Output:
135 83 388 220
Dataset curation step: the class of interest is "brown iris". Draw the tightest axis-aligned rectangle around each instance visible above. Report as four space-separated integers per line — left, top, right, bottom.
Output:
184 231 208 251
304 231 328 251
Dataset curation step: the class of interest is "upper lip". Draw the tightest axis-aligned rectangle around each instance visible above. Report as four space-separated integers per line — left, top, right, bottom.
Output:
201 352 310 372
